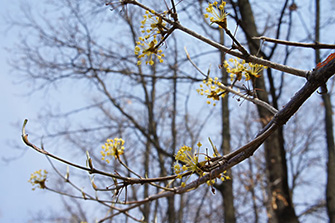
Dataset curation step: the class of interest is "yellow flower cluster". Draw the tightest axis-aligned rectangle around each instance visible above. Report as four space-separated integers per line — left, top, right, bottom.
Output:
223 58 267 82
196 77 226 106
101 138 125 163
220 171 231 181
205 171 231 186
140 10 168 38
174 142 203 178
135 10 167 66
173 141 231 188
204 1 228 29
28 169 48 190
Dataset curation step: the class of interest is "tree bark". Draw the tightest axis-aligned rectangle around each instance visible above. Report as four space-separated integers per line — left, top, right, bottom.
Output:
237 0 299 222
219 28 237 223
314 0 335 221
323 93 335 223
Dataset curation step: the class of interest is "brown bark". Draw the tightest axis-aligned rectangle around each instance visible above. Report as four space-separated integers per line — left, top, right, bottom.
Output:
143 140 151 221
314 0 335 221
219 28 236 223
237 0 299 222
323 93 335 223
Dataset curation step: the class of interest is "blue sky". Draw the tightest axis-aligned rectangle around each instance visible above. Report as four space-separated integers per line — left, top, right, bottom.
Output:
0 1 63 222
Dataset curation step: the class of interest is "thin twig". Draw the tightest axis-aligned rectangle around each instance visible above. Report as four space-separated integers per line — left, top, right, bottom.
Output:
254 36 335 49
224 27 249 56
184 46 208 77
217 83 278 114
22 119 179 183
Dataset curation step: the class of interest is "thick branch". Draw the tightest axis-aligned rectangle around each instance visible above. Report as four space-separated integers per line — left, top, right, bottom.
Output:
174 22 308 77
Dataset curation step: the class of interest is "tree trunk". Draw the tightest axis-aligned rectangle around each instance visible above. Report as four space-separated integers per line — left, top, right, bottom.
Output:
314 1 335 221
168 46 179 223
219 28 237 223
237 0 299 222
143 140 151 221
323 93 335 223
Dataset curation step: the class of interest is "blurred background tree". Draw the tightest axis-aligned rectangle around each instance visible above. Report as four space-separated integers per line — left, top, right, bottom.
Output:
6 0 335 222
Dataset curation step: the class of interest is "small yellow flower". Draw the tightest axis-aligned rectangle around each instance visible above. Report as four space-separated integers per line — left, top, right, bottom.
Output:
197 77 226 105
135 10 168 66
174 150 198 187
204 1 228 28
207 179 215 186
224 58 266 82
28 169 48 190
135 39 165 66
245 62 267 80
174 145 203 175
101 138 125 162
173 141 227 187
140 10 167 37
219 171 231 181
174 162 181 174
224 58 245 81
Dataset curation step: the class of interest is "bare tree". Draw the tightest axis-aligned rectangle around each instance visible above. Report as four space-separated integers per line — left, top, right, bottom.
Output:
9 0 335 222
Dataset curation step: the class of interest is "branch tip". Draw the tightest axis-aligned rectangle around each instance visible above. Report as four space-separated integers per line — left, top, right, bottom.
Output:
22 119 28 137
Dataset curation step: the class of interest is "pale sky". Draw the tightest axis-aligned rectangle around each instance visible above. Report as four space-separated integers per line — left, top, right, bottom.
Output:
0 1 63 222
